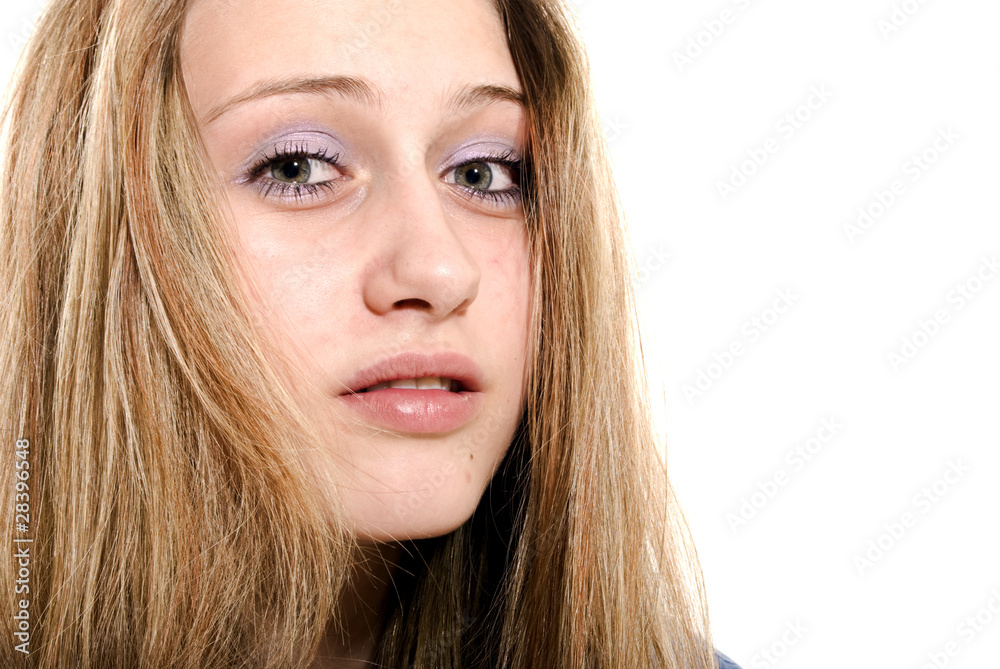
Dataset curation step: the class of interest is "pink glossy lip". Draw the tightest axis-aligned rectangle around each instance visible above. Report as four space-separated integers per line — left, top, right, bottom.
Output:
336 351 484 433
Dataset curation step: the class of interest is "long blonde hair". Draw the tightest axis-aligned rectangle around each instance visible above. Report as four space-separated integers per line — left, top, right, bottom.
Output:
0 0 715 667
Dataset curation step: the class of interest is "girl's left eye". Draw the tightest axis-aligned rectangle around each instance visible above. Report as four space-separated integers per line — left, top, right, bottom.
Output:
445 156 521 207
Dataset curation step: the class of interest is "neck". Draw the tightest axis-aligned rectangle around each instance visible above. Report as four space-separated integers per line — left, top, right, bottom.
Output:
309 542 402 669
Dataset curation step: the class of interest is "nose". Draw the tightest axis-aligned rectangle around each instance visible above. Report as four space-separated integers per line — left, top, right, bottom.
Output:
361 174 481 320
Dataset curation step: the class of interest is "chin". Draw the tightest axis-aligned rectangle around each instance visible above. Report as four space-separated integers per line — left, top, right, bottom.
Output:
348 482 486 544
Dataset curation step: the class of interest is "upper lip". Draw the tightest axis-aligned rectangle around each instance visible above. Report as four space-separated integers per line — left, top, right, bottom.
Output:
338 350 484 395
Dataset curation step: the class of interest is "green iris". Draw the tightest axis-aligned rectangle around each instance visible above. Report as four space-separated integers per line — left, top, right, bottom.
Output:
455 162 493 190
271 158 312 184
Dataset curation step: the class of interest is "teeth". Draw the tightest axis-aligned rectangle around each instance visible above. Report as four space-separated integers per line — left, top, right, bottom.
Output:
364 377 455 392
416 377 448 390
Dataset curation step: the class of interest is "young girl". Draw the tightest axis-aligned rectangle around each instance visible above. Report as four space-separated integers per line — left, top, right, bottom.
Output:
1 0 740 666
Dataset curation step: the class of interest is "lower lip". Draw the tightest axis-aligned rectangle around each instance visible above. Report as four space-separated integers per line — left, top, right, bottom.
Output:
337 388 483 433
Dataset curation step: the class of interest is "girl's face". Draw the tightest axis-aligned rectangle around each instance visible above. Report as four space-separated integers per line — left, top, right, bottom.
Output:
182 0 532 541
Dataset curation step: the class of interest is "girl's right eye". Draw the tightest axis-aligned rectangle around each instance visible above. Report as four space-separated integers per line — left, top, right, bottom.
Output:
268 156 338 185
244 144 347 204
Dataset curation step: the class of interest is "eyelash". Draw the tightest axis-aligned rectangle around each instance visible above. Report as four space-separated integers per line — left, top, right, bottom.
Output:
245 145 523 207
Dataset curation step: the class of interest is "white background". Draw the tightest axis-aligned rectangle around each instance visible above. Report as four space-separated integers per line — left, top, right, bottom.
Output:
4 1 999 667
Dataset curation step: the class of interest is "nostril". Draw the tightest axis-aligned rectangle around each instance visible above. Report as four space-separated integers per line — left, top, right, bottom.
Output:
393 298 432 310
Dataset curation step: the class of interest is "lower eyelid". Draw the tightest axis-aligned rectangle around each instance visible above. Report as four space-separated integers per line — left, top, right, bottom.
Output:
255 179 340 203
457 184 522 210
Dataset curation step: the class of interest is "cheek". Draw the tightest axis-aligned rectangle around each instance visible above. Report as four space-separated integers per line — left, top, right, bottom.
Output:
224 228 366 406
482 228 530 315
477 228 533 403
232 209 353 333
489 231 532 351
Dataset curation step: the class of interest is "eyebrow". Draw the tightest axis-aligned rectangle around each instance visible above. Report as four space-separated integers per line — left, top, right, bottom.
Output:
447 83 525 113
204 75 525 124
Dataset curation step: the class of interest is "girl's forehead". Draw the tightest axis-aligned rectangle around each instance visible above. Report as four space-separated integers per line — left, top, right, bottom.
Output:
180 0 520 124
